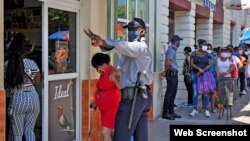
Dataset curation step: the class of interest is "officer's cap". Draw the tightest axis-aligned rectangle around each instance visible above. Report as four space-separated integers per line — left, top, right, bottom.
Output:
123 18 146 29
170 35 183 42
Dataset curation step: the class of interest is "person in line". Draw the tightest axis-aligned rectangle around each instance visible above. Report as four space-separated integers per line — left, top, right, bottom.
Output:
238 45 248 96
90 53 121 141
5 33 40 141
189 39 216 117
228 47 243 101
182 46 193 108
207 43 218 113
161 35 183 120
216 47 235 109
84 17 153 141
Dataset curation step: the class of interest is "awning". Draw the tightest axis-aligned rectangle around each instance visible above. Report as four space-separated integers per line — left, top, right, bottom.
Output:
188 0 216 11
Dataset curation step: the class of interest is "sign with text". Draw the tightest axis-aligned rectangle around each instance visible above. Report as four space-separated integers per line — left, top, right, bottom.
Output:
170 125 250 141
49 79 76 141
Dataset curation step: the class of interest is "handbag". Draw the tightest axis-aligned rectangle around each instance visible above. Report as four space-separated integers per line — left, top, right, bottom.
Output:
231 65 238 78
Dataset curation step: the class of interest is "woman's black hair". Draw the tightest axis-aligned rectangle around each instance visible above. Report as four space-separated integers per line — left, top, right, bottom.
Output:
5 33 26 89
91 53 110 69
207 43 213 48
184 46 192 53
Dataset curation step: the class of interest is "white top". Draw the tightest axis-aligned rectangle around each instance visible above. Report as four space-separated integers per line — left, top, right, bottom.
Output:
217 58 232 77
232 55 240 65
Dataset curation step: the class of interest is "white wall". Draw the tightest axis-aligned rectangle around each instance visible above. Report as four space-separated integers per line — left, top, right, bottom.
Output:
213 8 231 47
196 11 213 44
153 0 169 119
79 0 108 80
174 3 196 104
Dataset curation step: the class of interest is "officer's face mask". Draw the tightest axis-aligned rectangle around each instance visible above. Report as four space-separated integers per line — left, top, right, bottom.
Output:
128 30 141 42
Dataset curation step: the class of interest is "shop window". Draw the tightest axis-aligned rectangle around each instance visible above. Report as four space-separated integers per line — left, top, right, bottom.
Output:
48 8 76 74
116 0 149 42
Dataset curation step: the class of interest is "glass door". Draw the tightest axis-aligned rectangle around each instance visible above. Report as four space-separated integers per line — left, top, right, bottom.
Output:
42 3 80 141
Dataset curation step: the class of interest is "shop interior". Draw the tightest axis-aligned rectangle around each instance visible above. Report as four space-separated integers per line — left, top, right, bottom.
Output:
4 0 43 140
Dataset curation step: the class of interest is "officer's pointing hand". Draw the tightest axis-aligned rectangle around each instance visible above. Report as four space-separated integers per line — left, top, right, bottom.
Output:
84 29 104 47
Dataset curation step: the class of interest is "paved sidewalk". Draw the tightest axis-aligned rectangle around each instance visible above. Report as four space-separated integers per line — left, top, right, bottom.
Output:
148 93 250 141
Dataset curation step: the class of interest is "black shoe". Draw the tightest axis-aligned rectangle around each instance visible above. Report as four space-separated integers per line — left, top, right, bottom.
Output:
174 104 178 107
173 113 181 118
162 113 175 120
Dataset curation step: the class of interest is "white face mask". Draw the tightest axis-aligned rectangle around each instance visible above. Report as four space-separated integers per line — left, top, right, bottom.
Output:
228 53 232 57
221 52 228 58
202 46 207 51
207 50 212 54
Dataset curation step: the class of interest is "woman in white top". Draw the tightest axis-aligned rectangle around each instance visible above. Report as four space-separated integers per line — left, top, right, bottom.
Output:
216 47 235 110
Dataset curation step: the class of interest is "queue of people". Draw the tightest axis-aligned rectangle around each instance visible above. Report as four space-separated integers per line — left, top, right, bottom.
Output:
162 35 250 120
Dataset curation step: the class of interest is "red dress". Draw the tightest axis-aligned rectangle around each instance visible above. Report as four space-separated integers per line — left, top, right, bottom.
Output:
95 65 121 129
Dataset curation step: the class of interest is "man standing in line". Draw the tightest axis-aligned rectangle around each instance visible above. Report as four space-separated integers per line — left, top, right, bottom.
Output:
84 17 153 141
161 35 182 120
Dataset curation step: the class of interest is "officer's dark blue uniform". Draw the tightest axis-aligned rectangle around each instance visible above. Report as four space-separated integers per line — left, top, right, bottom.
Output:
104 18 153 141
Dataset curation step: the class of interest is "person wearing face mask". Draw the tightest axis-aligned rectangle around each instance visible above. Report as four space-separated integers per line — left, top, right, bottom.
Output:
237 44 248 96
207 43 219 113
90 53 121 141
227 47 243 100
182 46 193 108
189 39 216 117
216 47 235 111
161 34 183 120
84 17 153 141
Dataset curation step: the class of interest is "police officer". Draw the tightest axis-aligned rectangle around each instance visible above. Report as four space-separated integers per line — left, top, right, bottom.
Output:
84 18 153 141
161 35 182 120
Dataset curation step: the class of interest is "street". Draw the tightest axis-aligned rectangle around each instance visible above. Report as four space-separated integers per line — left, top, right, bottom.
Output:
149 93 250 141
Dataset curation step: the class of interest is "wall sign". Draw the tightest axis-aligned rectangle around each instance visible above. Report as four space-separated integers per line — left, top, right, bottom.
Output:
49 79 76 141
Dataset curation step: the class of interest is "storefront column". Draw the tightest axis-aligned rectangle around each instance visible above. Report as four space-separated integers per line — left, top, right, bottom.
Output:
232 11 245 46
154 0 170 119
174 3 196 103
0 0 6 140
196 11 214 44
80 0 108 141
232 22 241 46
213 8 231 47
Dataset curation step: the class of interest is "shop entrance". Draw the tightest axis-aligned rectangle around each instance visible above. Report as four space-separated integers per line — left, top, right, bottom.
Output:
4 0 80 140
4 0 43 140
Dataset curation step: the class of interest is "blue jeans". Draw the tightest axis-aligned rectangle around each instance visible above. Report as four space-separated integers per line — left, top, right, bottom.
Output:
191 72 209 107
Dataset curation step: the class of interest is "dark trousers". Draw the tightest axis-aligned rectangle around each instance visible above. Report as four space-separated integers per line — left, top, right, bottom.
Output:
239 72 246 92
163 75 178 114
184 75 193 104
112 88 152 141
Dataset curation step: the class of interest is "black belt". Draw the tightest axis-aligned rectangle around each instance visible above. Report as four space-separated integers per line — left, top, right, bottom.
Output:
166 69 178 76
121 86 150 100
121 87 135 100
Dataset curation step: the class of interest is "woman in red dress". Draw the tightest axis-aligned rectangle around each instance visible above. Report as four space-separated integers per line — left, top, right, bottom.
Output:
91 53 121 141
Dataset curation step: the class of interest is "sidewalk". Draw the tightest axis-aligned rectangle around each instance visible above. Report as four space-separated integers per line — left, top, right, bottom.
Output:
148 93 250 141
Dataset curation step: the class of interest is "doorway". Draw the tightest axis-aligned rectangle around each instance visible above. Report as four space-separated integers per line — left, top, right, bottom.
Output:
4 0 43 140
